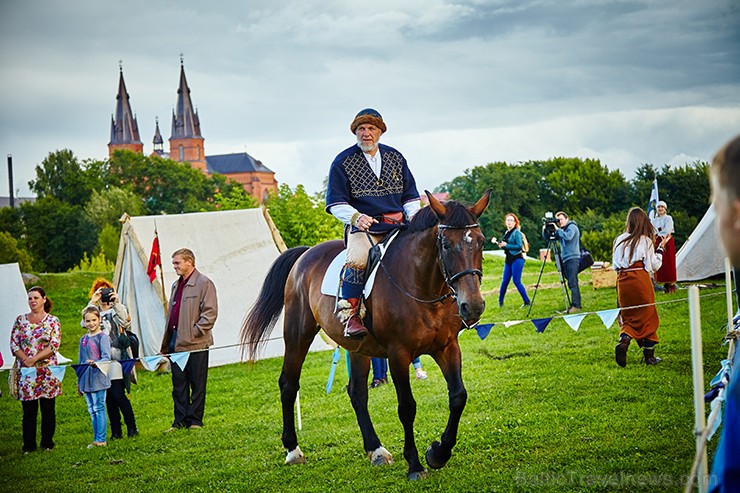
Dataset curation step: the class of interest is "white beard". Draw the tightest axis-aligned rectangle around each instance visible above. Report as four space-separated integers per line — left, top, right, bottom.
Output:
357 138 378 153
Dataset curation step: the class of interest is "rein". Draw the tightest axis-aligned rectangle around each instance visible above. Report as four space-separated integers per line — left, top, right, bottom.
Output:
377 222 482 308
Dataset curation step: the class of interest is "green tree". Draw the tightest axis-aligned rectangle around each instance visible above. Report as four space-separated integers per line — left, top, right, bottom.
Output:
19 197 98 272
85 186 144 230
96 224 121 264
266 184 343 248
29 150 102 206
106 150 257 215
0 231 35 272
213 185 259 210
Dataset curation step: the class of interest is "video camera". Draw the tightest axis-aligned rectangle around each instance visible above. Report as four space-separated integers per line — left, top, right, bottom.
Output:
542 211 558 239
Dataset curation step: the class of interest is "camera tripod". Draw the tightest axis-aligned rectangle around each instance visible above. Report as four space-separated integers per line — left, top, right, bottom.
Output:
527 236 571 318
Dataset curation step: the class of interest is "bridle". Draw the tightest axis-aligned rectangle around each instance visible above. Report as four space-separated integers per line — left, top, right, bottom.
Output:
378 222 483 322
437 223 483 286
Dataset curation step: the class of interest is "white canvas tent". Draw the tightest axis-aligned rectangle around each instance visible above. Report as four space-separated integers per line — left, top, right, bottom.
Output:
676 204 728 281
1 263 29 370
113 208 331 367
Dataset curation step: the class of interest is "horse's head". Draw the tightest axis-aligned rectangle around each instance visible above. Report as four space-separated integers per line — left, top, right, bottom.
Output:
427 189 491 327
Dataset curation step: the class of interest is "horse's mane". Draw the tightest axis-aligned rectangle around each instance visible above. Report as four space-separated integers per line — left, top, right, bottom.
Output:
404 200 477 234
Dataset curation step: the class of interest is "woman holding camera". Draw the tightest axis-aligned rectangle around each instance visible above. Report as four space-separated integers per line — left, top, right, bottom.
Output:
496 213 531 308
87 279 139 438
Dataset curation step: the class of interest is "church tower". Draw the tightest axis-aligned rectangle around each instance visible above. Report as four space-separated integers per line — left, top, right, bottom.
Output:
108 65 143 157
169 58 206 171
152 117 165 157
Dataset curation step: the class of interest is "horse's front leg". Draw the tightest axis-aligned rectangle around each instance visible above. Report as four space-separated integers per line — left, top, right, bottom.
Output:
388 352 427 480
347 352 392 465
427 340 467 470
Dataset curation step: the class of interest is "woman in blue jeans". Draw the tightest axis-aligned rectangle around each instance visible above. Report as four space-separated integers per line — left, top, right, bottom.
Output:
496 213 531 307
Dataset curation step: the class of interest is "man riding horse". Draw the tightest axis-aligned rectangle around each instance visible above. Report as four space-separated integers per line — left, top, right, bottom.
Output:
325 108 422 339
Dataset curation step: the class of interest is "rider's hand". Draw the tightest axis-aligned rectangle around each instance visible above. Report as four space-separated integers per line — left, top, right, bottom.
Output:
354 214 378 232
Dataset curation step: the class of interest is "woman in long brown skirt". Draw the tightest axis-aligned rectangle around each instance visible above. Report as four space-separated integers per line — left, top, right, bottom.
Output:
612 207 670 367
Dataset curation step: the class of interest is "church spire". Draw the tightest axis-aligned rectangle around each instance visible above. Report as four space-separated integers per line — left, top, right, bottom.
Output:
152 117 165 156
169 56 206 169
108 63 143 157
170 57 202 139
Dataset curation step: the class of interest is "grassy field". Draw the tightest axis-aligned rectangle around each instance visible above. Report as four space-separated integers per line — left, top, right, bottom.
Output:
0 257 733 492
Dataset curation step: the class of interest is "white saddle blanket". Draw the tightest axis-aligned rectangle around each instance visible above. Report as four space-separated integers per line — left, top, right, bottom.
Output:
320 230 400 298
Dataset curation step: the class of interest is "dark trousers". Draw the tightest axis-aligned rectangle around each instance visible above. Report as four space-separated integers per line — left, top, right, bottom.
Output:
171 350 209 428
106 379 137 437
371 357 388 381
22 397 56 452
562 257 582 308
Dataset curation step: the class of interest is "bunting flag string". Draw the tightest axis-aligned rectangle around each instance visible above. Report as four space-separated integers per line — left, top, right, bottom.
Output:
96 361 112 377
49 365 67 382
72 364 89 380
325 347 342 394
503 320 526 328
474 323 494 340
563 313 587 331
142 355 165 372
119 359 137 376
596 308 620 329
20 367 37 379
532 317 553 333
169 352 190 371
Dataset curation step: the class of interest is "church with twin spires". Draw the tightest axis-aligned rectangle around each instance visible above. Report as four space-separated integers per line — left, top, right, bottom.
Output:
107 60 278 202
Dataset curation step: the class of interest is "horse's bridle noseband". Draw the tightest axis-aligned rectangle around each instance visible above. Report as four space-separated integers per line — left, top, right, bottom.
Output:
437 223 483 286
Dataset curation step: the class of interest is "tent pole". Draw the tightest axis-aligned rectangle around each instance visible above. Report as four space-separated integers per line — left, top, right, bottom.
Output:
689 285 708 493
727 257 735 336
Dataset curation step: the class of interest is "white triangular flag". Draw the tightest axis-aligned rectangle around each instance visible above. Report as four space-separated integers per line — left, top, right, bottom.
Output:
597 309 620 329
563 313 587 331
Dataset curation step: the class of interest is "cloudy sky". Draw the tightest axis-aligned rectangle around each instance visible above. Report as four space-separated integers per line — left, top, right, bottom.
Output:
1 0 739 199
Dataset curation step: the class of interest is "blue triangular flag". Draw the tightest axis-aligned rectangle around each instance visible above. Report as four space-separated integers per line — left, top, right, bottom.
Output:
475 323 494 340
326 347 342 394
142 355 164 371
532 317 553 333
597 308 620 329
72 363 89 381
20 367 37 379
563 313 587 331
48 365 67 382
169 352 190 371
119 359 136 376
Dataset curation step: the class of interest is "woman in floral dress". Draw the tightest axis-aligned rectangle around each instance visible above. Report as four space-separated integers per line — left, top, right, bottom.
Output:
10 286 62 453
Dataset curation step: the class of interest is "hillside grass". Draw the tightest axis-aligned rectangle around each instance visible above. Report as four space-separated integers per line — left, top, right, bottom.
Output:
0 257 734 492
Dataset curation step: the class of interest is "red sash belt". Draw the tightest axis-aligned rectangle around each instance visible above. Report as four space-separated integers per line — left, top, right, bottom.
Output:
376 212 404 225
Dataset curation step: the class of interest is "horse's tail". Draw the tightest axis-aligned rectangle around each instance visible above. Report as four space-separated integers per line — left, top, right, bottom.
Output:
241 246 310 362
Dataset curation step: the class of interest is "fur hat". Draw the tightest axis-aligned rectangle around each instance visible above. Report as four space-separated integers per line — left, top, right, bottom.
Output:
350 108 386 134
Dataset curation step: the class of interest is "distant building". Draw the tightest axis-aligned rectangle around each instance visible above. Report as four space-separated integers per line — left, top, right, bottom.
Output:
0 196 36 208
108 61 278 202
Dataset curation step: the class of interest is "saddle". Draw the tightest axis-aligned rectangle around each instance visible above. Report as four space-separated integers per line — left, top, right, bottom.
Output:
320 228 402 298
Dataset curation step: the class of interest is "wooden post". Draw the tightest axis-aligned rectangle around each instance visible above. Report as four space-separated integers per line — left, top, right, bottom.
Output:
689 285 708 493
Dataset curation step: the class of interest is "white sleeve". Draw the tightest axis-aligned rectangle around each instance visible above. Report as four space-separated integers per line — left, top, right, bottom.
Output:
403 199 422 220
329 204 359 226
643 237 664 273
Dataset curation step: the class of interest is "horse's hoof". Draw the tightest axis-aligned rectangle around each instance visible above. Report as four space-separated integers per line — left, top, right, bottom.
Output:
368 446 393 466
408 469 428 480
285 446 306 465
425 441 450 470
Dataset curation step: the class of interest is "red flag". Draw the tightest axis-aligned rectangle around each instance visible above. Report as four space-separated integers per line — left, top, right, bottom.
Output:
147 234 161 283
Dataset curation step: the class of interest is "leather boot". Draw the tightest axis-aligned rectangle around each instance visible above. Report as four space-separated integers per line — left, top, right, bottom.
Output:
343 298 368 339
643 348 662 365
615 335 630 368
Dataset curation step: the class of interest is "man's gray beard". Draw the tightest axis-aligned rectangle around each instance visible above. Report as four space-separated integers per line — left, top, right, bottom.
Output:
357 139 378 153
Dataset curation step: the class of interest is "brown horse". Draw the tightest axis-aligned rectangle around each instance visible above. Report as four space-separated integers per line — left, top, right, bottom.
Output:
241 190 490 480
